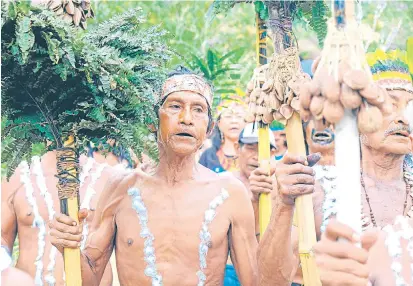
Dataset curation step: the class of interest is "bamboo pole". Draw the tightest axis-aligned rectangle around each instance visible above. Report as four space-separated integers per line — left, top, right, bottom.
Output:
285 112 321 286
255 12 272 235
59 135 82 286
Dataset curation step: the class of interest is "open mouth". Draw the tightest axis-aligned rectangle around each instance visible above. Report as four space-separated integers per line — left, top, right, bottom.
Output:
176 132 194 138
311 129 334 145
390 131 409 137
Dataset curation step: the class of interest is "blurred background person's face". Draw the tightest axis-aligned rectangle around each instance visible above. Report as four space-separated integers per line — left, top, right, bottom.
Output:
218 104 247 142
273 130 287 156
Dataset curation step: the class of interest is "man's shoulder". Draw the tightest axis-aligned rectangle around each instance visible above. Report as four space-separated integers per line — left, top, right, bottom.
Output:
100 167 143 198
218 173 249 200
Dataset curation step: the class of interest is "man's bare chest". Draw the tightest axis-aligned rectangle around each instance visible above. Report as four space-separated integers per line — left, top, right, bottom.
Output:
114 187 231 260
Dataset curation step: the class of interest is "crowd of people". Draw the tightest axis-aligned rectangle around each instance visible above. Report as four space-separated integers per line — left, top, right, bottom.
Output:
1 46 413 286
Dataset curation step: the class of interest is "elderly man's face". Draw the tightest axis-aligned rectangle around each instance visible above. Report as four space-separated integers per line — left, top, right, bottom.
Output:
362 90 413 155
158 91 210 155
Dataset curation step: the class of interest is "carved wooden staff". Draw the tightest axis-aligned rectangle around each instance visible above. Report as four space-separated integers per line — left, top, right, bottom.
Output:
255 12 272 235
57 135 82 286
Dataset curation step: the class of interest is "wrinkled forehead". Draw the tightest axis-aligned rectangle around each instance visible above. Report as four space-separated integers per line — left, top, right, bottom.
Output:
162 91 209 107
161 74 212 106
386 89 413 102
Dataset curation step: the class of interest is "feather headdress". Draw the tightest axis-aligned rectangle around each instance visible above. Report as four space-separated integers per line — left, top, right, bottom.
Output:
366 49 413 93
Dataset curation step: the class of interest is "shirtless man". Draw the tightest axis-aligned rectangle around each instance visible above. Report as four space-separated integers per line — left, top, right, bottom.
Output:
48 70 258 285
1 149 125 286
256 50 413 285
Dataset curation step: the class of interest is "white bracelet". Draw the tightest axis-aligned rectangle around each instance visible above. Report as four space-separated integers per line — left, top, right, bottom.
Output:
0 246 12 271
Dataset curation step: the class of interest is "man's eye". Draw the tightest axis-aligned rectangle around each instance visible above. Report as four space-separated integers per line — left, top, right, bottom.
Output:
194 107 204 113
170 104 180 109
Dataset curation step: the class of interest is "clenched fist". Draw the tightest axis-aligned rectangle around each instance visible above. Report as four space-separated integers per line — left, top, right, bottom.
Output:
248 166 275 202
274 153 321 205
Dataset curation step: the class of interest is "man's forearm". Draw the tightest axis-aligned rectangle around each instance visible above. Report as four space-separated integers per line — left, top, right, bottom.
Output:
257 199 295 286
80 252 103 286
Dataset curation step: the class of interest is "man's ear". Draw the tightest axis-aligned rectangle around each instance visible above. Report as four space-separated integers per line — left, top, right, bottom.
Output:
207 121 216 136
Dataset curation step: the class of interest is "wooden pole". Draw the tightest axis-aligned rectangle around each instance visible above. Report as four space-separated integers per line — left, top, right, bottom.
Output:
59 135 82 286
285 112 321 286
255 12 272 236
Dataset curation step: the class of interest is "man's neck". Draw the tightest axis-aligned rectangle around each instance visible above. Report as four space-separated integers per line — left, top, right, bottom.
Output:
155 149 198 186
361 145 405 182
274 148 286 158
315 149 335 166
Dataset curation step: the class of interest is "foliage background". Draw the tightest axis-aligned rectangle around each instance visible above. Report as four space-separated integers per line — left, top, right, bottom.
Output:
2 0 412 175
88 0 413 101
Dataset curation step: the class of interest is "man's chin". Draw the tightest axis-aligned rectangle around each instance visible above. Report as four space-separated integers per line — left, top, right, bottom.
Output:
309 142 335 153
380 144 412 155
169 143 200 156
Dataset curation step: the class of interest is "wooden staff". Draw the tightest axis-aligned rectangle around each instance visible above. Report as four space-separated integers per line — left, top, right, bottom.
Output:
58 135 82 286
285 113 321 285
255 12 272 235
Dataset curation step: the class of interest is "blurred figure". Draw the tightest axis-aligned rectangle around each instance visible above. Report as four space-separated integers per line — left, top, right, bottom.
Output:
224 122 277 286
199 95 247 173
2 267 35 286
271 125 287 161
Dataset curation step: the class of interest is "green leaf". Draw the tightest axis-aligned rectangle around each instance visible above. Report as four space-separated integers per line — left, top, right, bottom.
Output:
207 49 215 74
191 54 211 79
16 16 34 63
219 47 245 63
41 32 60 64
89 107 106 123
8 2 16 20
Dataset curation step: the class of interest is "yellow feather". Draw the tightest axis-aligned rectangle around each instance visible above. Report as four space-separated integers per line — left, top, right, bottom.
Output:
407 37 413 75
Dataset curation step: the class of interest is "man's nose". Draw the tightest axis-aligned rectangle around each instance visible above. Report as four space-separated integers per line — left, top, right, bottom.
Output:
393 115 409 127
252 152 258 161
179 106 193 125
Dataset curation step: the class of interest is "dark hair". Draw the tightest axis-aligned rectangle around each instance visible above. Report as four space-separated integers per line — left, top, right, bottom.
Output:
154 66 214 133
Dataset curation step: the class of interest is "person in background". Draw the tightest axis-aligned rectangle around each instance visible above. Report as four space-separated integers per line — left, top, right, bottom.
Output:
223 122 277 286
199 95 247 173
271 125 288 161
